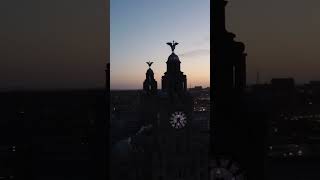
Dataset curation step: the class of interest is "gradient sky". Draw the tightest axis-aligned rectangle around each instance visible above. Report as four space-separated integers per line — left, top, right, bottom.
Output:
111 0 320 89
111 0 210 89
1 0 320 90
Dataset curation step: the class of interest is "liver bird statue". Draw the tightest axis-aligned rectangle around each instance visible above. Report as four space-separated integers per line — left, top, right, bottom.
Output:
167 40 179 53
146 61 153 68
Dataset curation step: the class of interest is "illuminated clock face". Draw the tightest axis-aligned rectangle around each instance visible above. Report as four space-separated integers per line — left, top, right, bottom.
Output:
210 156 246 180
169 111 187 129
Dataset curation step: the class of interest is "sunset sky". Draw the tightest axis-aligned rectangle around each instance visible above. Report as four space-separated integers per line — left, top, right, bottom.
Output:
111 0 320 89
110 0 210 89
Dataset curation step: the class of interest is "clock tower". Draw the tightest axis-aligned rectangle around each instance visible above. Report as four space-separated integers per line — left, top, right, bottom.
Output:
136 41 207 180
154 41 195 180
160 41 192 129
161 41 188 96
157 41 193 132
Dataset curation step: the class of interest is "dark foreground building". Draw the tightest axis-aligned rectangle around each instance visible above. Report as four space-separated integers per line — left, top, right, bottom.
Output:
0 89 107 180
211 0 267 179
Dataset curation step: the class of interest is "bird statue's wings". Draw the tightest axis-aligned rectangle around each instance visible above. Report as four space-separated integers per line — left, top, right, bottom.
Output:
167 41 178 52
146 61 153 67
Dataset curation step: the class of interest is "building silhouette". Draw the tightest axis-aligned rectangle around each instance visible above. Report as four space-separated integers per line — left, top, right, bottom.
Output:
211 0 266 179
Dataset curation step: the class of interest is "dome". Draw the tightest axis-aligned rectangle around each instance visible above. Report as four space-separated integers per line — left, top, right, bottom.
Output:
146 68 154 75
167 53 180 63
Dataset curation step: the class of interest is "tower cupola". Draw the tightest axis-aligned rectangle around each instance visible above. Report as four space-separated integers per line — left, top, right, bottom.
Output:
143 61 158 94
162 41 187 94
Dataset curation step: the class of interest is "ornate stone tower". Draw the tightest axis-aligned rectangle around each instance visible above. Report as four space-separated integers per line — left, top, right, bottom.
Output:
159 41 192 132
143 61 158 95
162 41 187 96
140 61 158 126
148 41 196 180
136 42 208 180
